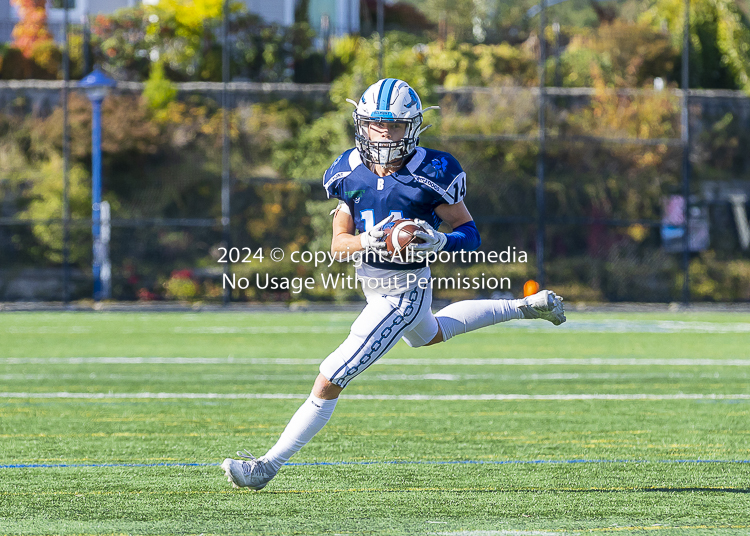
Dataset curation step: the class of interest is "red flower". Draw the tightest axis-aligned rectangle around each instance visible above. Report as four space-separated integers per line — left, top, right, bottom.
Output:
171 269 193 280
137 288 159 301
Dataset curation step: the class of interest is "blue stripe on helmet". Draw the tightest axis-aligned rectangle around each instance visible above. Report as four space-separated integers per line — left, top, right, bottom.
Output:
378 78 398 112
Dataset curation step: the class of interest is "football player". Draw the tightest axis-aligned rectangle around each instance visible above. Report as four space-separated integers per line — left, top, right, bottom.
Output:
222 79 566 490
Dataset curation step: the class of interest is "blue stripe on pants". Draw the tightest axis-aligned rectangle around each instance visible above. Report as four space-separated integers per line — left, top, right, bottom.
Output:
329 294 405 382
338 288 427 388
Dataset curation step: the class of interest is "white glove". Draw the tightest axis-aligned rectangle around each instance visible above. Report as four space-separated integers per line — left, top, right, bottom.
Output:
409 219 447 253
359 215 394 251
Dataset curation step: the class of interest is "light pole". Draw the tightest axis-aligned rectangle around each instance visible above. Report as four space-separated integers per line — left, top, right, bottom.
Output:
78 68 117 301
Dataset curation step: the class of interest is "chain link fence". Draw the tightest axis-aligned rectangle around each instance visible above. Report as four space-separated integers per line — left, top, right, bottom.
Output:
1 81 749 303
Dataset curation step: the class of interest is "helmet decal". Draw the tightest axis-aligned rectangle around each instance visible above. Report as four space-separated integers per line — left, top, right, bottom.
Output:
371 110 395 119
377 78 398 111
405 88 419 109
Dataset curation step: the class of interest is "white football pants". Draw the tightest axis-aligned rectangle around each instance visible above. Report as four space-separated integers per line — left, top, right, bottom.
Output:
319 285 437 388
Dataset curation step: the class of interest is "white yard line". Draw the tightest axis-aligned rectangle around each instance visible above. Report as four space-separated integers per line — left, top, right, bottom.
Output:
0 372 736 382
2 357 750 366
433 531 567 536
4 319 750 335
1 392 749 401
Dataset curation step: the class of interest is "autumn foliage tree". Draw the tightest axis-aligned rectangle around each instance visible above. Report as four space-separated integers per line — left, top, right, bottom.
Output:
640 0 750 92
10 0 53 58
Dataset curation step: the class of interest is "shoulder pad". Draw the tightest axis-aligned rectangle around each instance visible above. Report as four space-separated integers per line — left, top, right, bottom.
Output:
407 148 467 204
323 149 362 199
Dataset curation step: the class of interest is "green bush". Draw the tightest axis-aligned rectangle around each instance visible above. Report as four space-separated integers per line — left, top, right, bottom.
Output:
30 40 61 79
423 38 537 88
163 270 199 300
0 44 7 76
0 41 62 80
558 21 678 88
17 154 92 265
640 0 749 92
0 47 34 79
602 246 678 302
676 252 750 301
143 60 177 111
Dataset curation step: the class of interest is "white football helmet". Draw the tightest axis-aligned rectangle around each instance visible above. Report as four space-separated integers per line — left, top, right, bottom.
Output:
347 79 437 167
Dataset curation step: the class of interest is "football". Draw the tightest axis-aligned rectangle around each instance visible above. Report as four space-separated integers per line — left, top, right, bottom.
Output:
382 219 426 255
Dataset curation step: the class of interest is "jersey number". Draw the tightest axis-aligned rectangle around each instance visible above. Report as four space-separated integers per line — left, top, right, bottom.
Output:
450 175 466 203
361 210 403 231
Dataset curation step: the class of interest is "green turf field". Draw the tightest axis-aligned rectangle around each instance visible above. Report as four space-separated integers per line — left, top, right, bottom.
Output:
1 310 749 535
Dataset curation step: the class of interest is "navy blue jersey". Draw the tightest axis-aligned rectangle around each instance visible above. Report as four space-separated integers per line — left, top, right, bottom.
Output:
323 147 467 234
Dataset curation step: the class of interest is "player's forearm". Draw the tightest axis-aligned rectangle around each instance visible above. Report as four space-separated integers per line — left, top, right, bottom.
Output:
331 233 364 257
442 220 481 252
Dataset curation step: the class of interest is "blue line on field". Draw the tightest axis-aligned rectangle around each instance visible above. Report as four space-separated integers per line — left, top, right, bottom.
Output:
3 459 749 469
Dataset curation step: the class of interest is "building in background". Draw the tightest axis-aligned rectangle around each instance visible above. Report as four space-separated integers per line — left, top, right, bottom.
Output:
0 1 11 43
0 0 359 44
307 0 359 36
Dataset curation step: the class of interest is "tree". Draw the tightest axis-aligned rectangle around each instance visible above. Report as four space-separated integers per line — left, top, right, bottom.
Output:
91 0 314 82
408 0 483 42
558 21 678 87
640 0 750 92
153 0 224 79
10 0 53 58
274 33 437 180
143 60 177 111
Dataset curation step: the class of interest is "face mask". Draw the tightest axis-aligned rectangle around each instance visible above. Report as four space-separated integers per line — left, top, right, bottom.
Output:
377 146 394 164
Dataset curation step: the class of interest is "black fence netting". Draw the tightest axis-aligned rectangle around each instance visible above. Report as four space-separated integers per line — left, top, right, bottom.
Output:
1 83 749 303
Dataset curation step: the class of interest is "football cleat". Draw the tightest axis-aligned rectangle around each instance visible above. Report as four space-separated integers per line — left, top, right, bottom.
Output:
518 290 566 326
221 450 277 491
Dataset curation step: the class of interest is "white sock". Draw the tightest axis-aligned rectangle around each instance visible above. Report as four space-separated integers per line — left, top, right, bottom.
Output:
263 394 338 472
435 299 525 342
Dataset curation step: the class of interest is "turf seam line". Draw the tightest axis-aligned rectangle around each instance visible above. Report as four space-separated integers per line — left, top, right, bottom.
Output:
4 459 750 469
4 357 750 366
6 319 750 334
2 392 749 401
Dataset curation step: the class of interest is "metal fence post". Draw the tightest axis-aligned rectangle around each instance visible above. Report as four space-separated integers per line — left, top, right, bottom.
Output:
222 0 231 305
681 0 691 304
377 0 384 79
62 0 70 304
536 0 547 288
